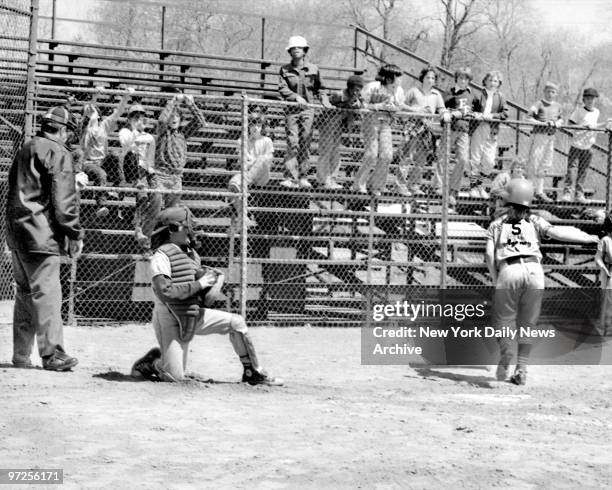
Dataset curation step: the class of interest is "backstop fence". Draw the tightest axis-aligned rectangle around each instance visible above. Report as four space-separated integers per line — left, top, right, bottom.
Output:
0 82 611 327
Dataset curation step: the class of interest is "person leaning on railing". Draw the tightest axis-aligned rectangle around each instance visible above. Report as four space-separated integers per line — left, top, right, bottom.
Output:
396 65 446 197
316 74 365 190
278 35 331 189
354 63 408 197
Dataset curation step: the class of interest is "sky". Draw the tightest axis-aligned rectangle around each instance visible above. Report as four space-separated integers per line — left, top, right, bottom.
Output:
40 0 612 45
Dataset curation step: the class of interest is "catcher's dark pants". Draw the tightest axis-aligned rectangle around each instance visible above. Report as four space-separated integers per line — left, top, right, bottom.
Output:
11 251 64 363
151 303 253 381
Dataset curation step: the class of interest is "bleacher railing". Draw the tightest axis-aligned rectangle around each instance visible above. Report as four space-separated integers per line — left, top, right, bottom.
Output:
351 24 612 204
1 84 610 326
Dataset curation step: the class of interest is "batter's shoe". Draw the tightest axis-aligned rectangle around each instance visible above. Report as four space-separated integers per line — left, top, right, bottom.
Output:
42 348 78 371
510 366 527 385
131 347 161 381
242 367 284 386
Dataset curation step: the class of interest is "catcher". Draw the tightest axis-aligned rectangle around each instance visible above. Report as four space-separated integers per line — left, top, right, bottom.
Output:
131 206 283 386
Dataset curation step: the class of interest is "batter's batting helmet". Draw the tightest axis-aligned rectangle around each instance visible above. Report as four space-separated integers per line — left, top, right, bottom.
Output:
502 178 534 207
286 35 309 52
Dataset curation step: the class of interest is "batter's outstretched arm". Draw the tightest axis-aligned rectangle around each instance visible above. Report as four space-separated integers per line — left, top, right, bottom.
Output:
546 227 599 244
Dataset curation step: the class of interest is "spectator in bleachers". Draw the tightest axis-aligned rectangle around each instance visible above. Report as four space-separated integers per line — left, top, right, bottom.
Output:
559 87 605 203
397 65 445 197
469 70 509 199
525 81 563 202
278 35 330 189
80 86 134 218
155 93 207 209
354 64 407 196
435 67 478 210
316 74 365 190
228 111 274 227
119 104 157 251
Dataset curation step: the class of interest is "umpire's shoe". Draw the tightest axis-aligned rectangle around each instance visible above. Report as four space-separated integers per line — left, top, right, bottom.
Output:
131 347 161 381
42 347 79 371
242 367 284 386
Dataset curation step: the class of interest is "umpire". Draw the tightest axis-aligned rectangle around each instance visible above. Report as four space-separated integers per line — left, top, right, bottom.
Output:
6 106 84 371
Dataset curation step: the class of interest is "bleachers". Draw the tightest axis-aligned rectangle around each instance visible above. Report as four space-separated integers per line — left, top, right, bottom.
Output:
0 35 607 326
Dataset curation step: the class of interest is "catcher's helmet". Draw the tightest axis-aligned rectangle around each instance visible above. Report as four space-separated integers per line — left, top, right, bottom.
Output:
286 35 309 52
502 178 534 207
157 206 195 232
43 106 75 129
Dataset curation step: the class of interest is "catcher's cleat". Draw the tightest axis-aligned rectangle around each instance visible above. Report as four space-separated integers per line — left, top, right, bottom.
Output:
42 348 78 371
242 367 284 386
510 367 527 386
131 347 161 381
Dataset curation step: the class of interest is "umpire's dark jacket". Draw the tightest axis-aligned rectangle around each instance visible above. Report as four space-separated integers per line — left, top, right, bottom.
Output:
6 132 84 255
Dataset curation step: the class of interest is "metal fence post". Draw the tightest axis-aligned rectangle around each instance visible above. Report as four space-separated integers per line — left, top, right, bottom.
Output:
607 131 612 214
24 0 40 140
440 121 451 289
240 94 249 318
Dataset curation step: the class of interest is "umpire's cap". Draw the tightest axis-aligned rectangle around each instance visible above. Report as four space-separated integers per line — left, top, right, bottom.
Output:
501 178 534 207
158 206 196 231
43 106 75 129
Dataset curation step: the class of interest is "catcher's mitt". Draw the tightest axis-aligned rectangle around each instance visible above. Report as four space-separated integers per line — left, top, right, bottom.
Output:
195 267 227 307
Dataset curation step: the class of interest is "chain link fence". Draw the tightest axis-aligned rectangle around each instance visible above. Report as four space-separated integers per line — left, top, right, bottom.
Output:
0 79 610 326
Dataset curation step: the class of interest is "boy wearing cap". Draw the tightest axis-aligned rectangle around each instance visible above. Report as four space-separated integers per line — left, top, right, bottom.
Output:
80 86 134 217
278 35 330 189
131 206 283 386
316 74 365 190
559 88 603 203
525 81 564 202
119 104 157 250
6 106 84 371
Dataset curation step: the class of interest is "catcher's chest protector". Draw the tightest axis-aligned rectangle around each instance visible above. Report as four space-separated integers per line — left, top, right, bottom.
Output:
159 244 202 342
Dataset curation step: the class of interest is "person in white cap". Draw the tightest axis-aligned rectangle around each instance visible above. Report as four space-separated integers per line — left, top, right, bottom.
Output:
278 35 330 189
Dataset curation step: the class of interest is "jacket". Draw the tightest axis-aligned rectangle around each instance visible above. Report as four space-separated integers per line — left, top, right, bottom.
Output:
278 62 324 105
470 90 509 135
6 132 84 255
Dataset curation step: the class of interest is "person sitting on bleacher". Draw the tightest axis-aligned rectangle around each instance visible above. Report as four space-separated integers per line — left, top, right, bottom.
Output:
80 86 134 218
227 111 274 228
119 104 156 251
489 157 527 218
278 35 331 189
154 93 207 209
316 74 365 190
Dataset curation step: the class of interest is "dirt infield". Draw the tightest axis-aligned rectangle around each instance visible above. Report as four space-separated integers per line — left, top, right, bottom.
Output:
1 318 612 489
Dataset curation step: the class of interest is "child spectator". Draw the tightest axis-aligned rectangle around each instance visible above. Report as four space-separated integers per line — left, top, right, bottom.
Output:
398 65 445 196
278 35 330 189
228 111 274 227
435 67 478 208
119 104 157 251
355 64 406 196
155 93 207 209
559 87 604 203
81 86 134 217
595 215 612 335
525 81 563 202
469 70 509 199
316 74 365 190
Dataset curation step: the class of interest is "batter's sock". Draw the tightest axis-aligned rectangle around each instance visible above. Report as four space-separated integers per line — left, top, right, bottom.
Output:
517 343 532 367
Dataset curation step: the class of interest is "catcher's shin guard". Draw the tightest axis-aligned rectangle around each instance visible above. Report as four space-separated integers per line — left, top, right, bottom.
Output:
230 330 260 371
